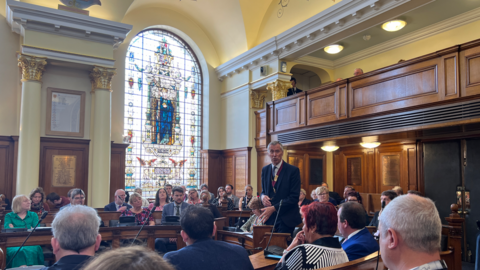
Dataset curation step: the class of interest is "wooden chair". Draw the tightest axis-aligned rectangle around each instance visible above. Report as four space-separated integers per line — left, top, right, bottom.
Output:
369 194 382 215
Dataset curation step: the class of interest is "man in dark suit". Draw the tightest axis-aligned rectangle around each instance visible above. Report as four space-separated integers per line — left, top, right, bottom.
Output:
338 202 379 261
104 189 132 212
369 190 397 228
379 195 447 270
156 186 189 254
39 205 102 270
287 77 303 96
322 182 342 205
164 206 254 270
259 141 302 234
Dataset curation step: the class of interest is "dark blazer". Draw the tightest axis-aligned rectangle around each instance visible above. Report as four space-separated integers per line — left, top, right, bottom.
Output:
261 161 302 228
38 255 92 270
161 202 189 224
103 202 132 212
287 87 303 96
369 211 380 228
329 191 343 204
300 198 311 206
164 238 254 270
341 227 379 261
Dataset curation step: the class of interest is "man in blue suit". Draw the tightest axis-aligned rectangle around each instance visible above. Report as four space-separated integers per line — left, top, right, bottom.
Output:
338 202 379 261
259 141 302 234
156 186 189 254
164 205 254 270
104 189 132 212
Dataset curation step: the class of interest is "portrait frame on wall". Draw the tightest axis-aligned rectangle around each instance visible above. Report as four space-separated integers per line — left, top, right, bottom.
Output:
46 87 85 138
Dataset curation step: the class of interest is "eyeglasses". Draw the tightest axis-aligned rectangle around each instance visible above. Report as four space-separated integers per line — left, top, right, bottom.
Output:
319 193 328 196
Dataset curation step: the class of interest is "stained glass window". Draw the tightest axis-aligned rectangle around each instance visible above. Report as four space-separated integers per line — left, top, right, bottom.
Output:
124 29 202 198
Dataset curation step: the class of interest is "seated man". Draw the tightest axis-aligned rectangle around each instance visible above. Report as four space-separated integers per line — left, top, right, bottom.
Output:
322 182 342 204
156 186 189 254
340 185 354 204
164 205 254 270
338 202 379 261
379 195 446 270
39 205 102 270
60 189 86 210
46 192 70 209
225 184 239 207
104 189 132 212
369 190 397 228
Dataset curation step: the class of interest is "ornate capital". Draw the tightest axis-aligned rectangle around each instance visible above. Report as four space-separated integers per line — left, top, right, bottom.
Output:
251 90 267 109
17 54 47 82
90 66 116 91
266 79 290 101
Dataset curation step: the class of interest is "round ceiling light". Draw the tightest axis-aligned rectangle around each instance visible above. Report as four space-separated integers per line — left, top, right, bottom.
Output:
324 44 344 54
382 20 406 32
321 145 339 152
360 142 381 149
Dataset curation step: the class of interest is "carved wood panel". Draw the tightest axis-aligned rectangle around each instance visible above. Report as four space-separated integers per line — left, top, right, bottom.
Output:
275 99 298 131
255 110 267 148
256 148 270 195
307 88 337 125
110 143 128 202
287 150 325 201
0 137 15 201
460 42 480 96
223 148 251 198
200 150 223 196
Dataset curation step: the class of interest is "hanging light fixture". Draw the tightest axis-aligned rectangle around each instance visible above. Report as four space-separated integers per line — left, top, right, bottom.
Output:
382 20 406 32
360 142 381 149
321 145 339 152
324 44 344 54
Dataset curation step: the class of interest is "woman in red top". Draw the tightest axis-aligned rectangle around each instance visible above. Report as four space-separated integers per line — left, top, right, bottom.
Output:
121 193 154 226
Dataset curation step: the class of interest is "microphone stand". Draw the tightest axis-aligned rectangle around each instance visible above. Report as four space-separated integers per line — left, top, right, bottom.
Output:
264 200 284 258
5 211 49 270
235 192 248 232
130 207 155 246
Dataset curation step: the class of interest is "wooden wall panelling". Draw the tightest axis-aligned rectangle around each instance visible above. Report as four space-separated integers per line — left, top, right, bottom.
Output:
440 52 460 100
460 40 480 97
365 149 376 193
254 109 267 148
273 93 306 132
334 147 369 196
339 83 348 119
375 144 416 193
200 150 223 197
287 150 325 201
39 137 90 201
110 143 128 202
223 147 251 198
0 137 15 201
286 152 306 190
256 148 270 196
266 102 274 134
406 144 418 191
11 136 18 196
307 87 338 125
416 141 425 194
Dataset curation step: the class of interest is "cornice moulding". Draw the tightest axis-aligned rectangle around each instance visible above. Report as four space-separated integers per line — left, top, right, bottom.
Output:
220 83 250 99
6 0 132 48
294 56 334 70
22 45 115 67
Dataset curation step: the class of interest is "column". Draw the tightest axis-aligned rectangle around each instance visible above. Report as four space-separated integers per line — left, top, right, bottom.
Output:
16 55 47 195
250 90 267 109
89 66 116 207
266 79 290 101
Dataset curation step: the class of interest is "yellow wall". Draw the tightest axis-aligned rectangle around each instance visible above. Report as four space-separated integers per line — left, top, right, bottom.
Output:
0 0 21 136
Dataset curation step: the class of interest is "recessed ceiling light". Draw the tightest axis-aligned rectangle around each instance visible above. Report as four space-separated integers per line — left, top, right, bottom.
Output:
360 142 381 149
382 20 406 32
321 145 339 152
324 44 343 54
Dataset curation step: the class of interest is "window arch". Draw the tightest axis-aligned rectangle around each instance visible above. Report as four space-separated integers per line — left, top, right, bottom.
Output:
124 29 202 198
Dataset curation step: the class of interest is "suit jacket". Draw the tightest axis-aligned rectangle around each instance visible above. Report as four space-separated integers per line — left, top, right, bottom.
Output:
164 238 254 270
161 202 189 224
38 255 91 270
104 202 132 212
342 227 379 261
369 211 380 228
261 161 302 227
329 191 342 205
287 87 303 96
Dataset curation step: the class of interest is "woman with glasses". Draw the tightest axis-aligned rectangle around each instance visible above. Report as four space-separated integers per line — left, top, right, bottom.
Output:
315 186 337 206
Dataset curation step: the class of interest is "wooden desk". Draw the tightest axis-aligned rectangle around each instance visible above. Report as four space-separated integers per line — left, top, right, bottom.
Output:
250 251 277 270
216 226 291 254
0 225 185 269
222 210 252 219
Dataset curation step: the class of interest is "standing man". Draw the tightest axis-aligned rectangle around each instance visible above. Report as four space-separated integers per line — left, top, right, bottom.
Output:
225 184 239 207
104 189 132 212
287 77 303 96
259 141 302 234
379 195 446 270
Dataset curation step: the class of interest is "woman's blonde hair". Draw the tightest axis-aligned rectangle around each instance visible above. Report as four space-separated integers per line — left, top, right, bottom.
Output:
29 187 46 202
315 186 329 197
200 190 211 202
12 195 29 213
300 189 306 195
129 192 142 204
82 246 175 270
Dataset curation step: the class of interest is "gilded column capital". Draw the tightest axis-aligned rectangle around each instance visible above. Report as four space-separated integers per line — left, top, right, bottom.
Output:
90 66 116 92
251 90 268 109
266 79 290 101
17 54 47 82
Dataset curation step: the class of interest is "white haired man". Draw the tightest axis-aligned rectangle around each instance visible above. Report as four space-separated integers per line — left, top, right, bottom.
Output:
39 205 102 270
379 195 447 270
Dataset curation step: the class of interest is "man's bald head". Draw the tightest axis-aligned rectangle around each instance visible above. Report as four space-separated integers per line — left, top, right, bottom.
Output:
114 189 126 204
354 68 364 76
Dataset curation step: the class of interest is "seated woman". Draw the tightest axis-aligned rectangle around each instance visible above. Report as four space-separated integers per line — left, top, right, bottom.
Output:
120 192 154 226
315 186 337 206
240 197 266 232
134 187 150 207
275 202 348 270
298 188 311 207
29 187 50 214
310 190 317 202
199 190 222 218
187 188 201 205
211 186 234 210
238 184 254 210
4 195 45 268
149 188 170 211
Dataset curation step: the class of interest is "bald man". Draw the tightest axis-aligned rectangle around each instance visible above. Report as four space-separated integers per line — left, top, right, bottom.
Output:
104 189 132 212
353 68 364 76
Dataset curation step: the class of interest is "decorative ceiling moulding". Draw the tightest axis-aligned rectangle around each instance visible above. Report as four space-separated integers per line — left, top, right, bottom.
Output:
215 0 435 81
6 0 132 48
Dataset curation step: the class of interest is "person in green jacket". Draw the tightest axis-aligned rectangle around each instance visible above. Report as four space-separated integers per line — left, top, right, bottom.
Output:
4 194 45 268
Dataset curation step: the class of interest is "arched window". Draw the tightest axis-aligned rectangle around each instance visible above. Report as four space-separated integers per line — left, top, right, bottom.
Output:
124 29 202 198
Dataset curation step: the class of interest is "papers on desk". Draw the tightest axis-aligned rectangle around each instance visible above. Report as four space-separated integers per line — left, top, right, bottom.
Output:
236 231 253 235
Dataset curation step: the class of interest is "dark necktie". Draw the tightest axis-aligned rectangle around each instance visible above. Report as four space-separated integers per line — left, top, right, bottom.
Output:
175 205 180 216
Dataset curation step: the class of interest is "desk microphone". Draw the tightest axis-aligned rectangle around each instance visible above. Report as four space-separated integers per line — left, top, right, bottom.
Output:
130 207 155 246
5 211 48 270
264 200 284 259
